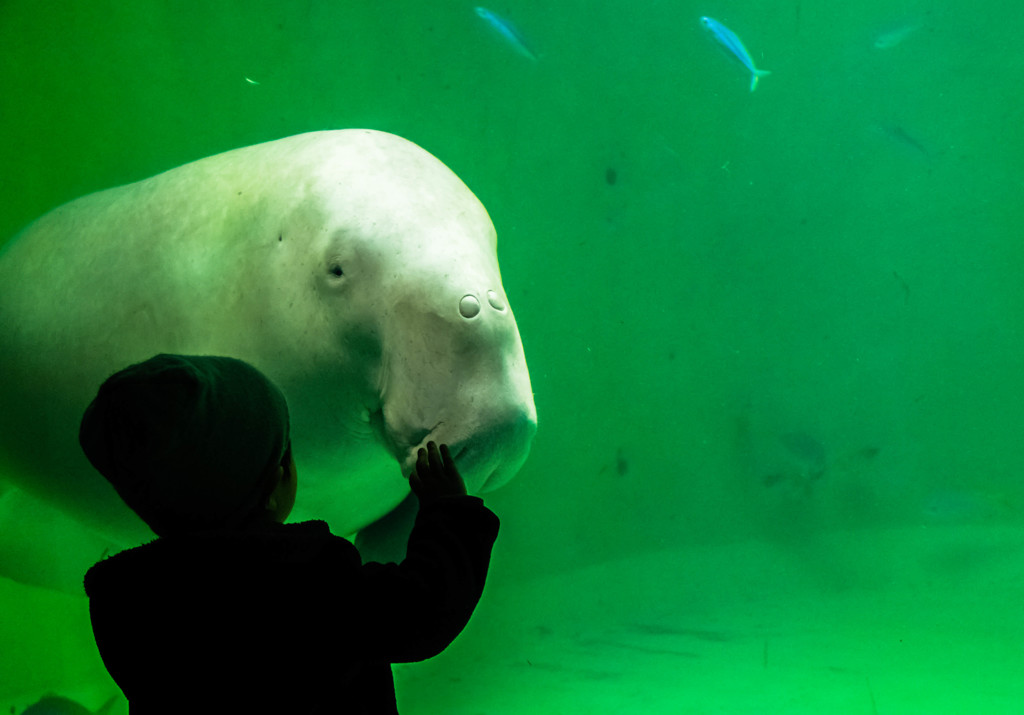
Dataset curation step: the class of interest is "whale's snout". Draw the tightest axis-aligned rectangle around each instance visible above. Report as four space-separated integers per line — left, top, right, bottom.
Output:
475 409 538 493
408 404 536 496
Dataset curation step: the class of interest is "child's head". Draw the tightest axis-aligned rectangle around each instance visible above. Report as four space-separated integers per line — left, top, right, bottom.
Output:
79 354 292 536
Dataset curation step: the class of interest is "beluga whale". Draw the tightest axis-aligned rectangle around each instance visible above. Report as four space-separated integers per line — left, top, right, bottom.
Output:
0 129 537 590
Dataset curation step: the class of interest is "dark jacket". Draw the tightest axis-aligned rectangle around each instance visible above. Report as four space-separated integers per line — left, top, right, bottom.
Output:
83 496 499 714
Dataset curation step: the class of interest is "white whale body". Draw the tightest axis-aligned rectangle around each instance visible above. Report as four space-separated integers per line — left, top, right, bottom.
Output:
0 129 536 589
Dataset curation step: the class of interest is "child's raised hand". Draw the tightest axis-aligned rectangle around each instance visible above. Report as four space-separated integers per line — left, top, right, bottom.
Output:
409 441 467 505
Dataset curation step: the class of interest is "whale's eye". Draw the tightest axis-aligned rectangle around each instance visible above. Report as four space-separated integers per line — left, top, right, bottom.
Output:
328 264 343 277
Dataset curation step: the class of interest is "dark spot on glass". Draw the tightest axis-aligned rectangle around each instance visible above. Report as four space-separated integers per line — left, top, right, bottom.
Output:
857 446 881 460
278 234 283 242
615 447 628 476
605 167 618 185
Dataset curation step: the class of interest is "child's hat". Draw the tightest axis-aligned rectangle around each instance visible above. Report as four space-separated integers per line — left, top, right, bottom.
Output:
79 354 290 535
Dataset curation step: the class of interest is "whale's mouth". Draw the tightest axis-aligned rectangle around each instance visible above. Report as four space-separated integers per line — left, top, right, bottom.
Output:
443 415 536 494
445 445 512 493
394 434 496 494
480 467 509 493
387 408 536 494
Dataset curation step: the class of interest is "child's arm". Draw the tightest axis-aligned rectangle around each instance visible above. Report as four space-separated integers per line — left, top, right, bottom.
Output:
350 441 500 662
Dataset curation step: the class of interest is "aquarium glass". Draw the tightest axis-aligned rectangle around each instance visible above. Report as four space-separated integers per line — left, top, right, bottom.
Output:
2 0 1022 712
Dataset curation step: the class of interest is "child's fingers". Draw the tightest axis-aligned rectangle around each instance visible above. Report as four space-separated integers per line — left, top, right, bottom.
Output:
439 443 462 480
426 441 442 469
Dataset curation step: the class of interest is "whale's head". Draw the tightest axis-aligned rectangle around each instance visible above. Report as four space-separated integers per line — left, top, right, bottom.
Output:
298 130 537 497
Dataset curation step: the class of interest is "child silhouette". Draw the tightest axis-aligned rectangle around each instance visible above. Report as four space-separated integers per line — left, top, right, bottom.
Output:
80 354 499 714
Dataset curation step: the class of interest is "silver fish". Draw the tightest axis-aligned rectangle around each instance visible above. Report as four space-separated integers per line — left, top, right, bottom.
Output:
873 21 922 49
700 16 771 91
475 7 538 62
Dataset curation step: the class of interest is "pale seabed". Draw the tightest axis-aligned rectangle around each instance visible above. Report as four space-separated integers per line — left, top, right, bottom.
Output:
400 525 1024 714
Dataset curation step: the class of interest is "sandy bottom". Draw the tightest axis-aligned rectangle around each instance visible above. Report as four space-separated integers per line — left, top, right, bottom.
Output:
398 523 1024 714
3 523 1023 714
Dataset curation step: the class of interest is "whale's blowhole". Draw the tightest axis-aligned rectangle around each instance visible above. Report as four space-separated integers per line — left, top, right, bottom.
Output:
459 294 481 319
486 290 506 312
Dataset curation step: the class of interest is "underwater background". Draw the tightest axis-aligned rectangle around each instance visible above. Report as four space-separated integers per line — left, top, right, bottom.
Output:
2 0 1023 712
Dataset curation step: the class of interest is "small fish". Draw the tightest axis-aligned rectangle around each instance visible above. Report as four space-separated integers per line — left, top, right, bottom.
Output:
921 489 1004 523
873 122 930 158
475 7 538 62
700 16 771 91
886 125 928 156
778 432 827 473
243 76 261 85
873 21 922 49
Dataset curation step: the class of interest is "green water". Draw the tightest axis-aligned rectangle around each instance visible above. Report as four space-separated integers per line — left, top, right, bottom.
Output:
2 0 1023 712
